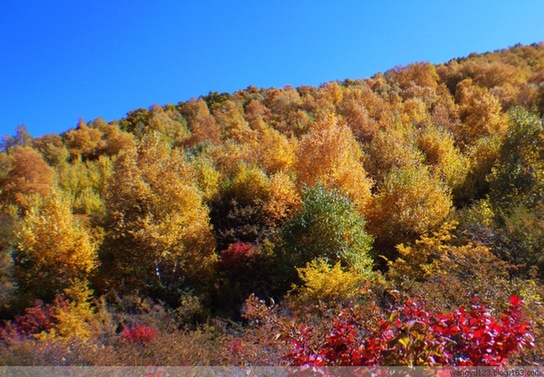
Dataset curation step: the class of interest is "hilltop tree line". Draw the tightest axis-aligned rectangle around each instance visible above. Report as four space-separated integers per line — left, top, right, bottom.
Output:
0 43 543 366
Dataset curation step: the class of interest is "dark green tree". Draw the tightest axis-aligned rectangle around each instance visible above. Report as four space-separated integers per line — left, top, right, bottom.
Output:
488 108 544 208
278 185 374 288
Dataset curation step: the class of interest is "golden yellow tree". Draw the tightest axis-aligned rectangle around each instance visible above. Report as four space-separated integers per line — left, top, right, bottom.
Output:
364 121 424 185
338 85 381 143
0 146 55 209
12 190 98 303
455 79 507 147
64 119 105 159
102 134 216 301
295 114 373 214
416 124 470 200
212 99 255 142
368 165 452 252
180 99 221 147
250 123 297 175
33 134 70 166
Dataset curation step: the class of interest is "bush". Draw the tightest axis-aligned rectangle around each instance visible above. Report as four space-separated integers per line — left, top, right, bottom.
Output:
278 185 374 290
285 296 533 366
122 324 157 346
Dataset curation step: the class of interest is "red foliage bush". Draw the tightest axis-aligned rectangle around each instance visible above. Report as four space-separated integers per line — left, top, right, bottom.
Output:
219 242 258 271
0 300 56 341
122 324 158 346
285 296 533 366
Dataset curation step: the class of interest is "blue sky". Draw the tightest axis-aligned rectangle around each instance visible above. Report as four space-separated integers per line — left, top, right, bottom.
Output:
1 1 543 137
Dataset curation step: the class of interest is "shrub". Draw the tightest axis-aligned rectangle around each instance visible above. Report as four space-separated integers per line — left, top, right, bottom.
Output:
122 324 158 346
279 185 374 286
285 296 533 366
289 259 367 306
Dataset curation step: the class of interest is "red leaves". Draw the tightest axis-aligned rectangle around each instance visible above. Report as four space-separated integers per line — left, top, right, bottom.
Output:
0 300 56 341
509 295 521 306
219 242 258 271
122 324 158 346
285 296 533 366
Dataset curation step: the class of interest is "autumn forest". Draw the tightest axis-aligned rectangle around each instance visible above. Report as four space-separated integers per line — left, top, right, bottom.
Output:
1 43 544 366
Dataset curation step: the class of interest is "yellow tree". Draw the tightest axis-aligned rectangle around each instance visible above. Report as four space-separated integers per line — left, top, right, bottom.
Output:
212 99 255 143
250 123 297 175
102 134 216 301
368 165 452 253
33 134 70 166
416 124 470 201
12 190 98 304
146 104 190 145
263 85 303 134
180 99 221 147
64 119 105 159
364 121 424 185
264 171 301 228
0 146 55 209
455 79 507 147
56 155 113 216
295 114 373 214
338 86 381 143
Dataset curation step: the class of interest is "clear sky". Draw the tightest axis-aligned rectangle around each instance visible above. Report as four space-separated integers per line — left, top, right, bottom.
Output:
1 1 543 137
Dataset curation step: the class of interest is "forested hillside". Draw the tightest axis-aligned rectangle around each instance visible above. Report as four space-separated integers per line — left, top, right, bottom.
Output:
1 43 544 366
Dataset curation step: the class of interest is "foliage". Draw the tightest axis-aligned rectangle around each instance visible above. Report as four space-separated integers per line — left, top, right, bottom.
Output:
57 155 113 216
0 43 543 366
209 164 274 252
387 221 459 282
0 208 16 315
101 134 216 302
32 134 70 166
295 114 373 213
51 280 96 340
455 78 508 147
122 324 158 346
368 165 452 253
364 120 424 185
11 191 98 304
279 185 374 288
0 146 55 209
285 296 533 366
180 99 221 147
1 281 95 341
415 125 469 201
290 259 367 306
488 107 544 208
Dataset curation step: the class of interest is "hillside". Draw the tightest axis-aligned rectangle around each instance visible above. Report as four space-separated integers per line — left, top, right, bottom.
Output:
0 43 543 366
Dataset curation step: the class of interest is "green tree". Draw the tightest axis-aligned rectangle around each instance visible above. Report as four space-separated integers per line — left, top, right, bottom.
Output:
278 185 374 288
488 108 544 208
460 109 544 274
0 207 16 315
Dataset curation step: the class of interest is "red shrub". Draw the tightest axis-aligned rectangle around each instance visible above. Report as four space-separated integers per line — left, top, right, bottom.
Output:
122 324 158 346
0 300 56 341
285 296 534 366
219 242 258 271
